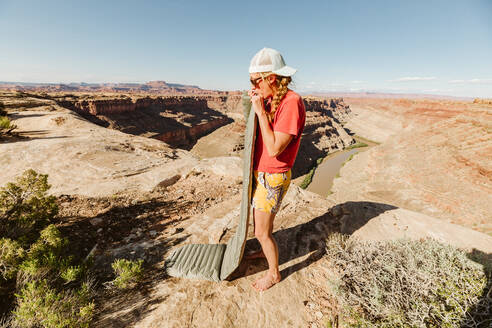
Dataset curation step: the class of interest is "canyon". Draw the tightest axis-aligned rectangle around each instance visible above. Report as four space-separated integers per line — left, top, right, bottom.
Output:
332 97 492 235
1 89 491 327
3 90 354 178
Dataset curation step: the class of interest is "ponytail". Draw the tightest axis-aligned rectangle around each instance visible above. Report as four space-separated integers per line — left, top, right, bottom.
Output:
261 73 292 123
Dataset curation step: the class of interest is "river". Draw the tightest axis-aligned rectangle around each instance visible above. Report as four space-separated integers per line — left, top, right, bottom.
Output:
306 137 377 197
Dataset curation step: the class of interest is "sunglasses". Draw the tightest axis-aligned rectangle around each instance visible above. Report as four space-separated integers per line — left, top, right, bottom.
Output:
250 76 264 87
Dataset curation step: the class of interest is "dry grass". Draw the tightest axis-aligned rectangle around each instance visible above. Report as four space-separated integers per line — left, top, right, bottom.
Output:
324 234 491 327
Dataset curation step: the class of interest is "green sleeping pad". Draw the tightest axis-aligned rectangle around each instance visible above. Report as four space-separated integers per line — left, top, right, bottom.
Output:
165 92 255 281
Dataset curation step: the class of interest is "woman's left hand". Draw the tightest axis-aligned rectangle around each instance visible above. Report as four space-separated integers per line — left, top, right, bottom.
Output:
248 89 265 116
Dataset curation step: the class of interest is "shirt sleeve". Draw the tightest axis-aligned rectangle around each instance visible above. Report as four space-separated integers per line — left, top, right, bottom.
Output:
273 96 302 137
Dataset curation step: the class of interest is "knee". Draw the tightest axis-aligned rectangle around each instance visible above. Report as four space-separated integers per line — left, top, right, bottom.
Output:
254 227 271 242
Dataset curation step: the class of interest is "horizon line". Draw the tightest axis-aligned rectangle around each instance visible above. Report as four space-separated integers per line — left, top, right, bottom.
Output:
0 80 484 100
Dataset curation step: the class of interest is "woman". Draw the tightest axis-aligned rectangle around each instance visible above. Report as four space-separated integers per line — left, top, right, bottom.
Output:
247 48 306 291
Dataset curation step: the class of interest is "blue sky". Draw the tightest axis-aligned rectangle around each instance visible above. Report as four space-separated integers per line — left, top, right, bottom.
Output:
0 0 491 97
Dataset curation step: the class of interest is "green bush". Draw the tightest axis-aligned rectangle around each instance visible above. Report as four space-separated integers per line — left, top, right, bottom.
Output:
324 234 490 327
0 116 11 128
0 116 16 135
345 142 368 150
0 238 25 280
60 266 83 284
0 170 94 327
18 224 70 278
111 259 144 289
300 157 323 189
12 280 94 328
0 169 58 244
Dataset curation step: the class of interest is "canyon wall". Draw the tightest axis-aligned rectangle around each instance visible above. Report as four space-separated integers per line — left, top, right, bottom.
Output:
56 95 237 148
202 94 242 115
293 97 354 176
153 117 231 148
55 93 354 172
332 98 492 235
58 96 209 116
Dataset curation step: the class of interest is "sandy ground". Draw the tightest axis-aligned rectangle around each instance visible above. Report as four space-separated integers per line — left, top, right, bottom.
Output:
2 93 491 327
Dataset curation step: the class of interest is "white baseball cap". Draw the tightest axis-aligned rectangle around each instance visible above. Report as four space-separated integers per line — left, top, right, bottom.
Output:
249 47 297 77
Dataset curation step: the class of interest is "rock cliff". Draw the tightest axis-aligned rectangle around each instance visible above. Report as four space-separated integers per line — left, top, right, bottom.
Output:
55 95 238 149
294 97 353 176
332 97 492 235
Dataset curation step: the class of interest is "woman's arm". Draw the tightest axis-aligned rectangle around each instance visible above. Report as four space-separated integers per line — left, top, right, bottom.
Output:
250 92 293 157
256 110 293 157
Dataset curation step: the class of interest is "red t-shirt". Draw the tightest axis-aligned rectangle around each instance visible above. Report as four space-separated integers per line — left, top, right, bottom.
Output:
253 90 306 173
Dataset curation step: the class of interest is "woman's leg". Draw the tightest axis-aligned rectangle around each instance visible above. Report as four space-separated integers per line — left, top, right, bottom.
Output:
252 208 281 291
244 210 275 260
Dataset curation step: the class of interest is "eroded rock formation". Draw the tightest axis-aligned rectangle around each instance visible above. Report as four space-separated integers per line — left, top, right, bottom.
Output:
332 97 492 235
294 97 353 176
55 95 238 149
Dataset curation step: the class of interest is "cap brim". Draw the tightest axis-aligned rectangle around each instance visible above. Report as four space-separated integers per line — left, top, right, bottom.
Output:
272 66 297 77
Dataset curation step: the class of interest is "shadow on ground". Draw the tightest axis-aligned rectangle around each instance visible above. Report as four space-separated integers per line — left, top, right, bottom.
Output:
231 201 397 280
51 193 199 327
461 249 492 327
231 200 491 327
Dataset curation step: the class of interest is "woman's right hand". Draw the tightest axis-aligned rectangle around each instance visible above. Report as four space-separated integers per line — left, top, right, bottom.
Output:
248 89 265 116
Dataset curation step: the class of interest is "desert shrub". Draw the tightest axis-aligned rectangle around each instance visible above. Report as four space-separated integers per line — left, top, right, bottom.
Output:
345 142 368 150
300 157 323 189
0 116 12 129
0 101 6 116
60 266 83 284
0 238 25 280
18 224 70 278
0 116 16 135
111 259 143 289
0 169 58 243
324 234 490 327
12 280 94 328
0 170 94 327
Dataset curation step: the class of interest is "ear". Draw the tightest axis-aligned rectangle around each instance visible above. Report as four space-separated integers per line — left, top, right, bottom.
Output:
267 75 277 84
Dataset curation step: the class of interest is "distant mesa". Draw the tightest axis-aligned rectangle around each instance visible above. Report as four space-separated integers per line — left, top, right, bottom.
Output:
473 98 492 105
0 80 204 94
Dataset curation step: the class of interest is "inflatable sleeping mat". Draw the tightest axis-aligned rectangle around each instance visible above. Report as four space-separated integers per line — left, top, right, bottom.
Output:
165 92 255 281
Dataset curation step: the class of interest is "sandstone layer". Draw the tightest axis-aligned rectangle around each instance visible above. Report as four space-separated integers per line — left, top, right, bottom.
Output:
331 98 492 235
0 92 199 197
53 94 238 149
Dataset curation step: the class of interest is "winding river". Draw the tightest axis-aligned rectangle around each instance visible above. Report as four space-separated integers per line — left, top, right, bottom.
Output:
306 137 377 197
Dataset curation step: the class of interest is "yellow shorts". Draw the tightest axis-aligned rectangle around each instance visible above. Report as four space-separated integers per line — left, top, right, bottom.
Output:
251 170 291 214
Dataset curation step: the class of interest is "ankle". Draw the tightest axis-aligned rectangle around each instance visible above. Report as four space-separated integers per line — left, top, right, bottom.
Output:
268 270 281 280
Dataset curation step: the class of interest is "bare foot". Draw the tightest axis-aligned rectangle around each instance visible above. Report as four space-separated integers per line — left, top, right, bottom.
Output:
252 272 281 292
244 249 266 260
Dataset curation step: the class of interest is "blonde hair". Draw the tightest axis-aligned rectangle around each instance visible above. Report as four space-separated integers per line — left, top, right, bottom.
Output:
260 72 292 123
